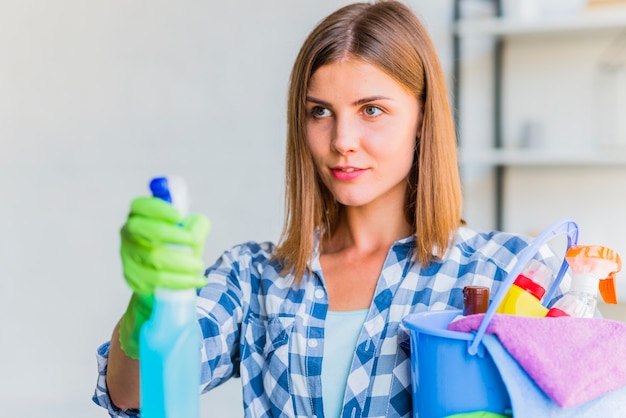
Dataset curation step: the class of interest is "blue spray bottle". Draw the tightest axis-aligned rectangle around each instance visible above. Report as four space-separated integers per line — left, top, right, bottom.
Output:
139 176 201 418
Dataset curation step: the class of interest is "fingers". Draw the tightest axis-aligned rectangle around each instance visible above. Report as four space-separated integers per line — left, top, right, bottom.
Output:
123 217 194 247
120 196 211 295
183 214 211 255
122 251 207 295
123 200 210 249
130 197 183 223
125 243 205 274
123 214 210 248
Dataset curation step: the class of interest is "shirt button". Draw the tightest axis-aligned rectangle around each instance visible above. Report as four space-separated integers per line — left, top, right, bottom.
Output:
314 289 325 299
308 339 318 348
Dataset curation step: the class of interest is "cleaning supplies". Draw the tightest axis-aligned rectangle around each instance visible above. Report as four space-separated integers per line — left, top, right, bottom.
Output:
546 245 622 318
139 176 201 418
497 259 553 317
463 286 490 315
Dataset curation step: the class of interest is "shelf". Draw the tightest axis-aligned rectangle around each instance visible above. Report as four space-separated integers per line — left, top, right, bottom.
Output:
453 0 626 229
459 148 626 166
455 8 626 37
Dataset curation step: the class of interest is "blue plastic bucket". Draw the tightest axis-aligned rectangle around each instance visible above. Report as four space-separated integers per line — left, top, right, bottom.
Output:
402 219 579 418
403 310 510 417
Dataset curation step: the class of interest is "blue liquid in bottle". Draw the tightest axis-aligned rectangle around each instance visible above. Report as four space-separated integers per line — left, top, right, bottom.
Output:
139 176 201 418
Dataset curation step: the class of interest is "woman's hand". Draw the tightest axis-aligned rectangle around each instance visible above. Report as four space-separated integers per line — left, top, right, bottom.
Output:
117 196 210 359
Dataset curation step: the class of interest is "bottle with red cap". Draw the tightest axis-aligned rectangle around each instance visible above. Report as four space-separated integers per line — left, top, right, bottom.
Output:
497 259 553 317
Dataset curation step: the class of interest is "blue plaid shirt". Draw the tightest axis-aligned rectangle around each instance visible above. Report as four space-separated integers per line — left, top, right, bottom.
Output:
94 226 561 417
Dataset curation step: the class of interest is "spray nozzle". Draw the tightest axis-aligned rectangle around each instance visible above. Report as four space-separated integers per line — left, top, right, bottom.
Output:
565 245 622 304
149 176 190 217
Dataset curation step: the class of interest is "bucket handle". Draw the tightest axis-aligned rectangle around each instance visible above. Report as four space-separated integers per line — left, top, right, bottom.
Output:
467 219 579 356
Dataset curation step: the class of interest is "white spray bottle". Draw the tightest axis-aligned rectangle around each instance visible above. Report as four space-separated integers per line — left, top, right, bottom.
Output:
546 245 622 318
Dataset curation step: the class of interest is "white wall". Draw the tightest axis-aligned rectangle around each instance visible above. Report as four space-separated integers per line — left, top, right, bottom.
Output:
2 0 624 417
0 1 356 416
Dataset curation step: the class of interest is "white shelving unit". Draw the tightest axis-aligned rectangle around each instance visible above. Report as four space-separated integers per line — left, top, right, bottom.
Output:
453 1 626 228
459 147 626 167
455 7 626 37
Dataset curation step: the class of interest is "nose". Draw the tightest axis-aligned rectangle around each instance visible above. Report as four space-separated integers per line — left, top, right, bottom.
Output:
331 114 359 154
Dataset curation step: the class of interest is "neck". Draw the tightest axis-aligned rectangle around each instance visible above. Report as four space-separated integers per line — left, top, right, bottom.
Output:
323 202 412 255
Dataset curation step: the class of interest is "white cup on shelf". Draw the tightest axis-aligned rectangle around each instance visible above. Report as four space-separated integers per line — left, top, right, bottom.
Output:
501 0 541 20
502 0 588 20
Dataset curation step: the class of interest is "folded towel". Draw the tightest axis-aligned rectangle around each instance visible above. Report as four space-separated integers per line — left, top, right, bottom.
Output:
481 333 626 417
448 314 626 408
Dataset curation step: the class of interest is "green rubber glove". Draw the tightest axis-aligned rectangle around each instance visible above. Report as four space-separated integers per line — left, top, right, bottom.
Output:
118 196 211 359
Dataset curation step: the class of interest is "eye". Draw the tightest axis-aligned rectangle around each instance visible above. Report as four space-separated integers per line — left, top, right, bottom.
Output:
310 106 331 118
363 105 383 117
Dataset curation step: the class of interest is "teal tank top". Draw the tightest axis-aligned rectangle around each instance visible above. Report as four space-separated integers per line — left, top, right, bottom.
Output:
322 309 368 417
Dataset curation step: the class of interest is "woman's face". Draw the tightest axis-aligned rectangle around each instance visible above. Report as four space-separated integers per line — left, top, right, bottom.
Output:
306 58 422 210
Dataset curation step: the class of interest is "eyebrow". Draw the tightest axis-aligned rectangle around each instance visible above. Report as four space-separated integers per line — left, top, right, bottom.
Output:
305 96 391 107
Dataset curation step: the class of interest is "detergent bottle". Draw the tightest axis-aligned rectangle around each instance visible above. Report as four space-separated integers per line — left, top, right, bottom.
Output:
139 176 201 418
497 259 553 317
546 245 622 318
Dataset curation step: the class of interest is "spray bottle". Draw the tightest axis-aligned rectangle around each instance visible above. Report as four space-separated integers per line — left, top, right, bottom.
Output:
139 176 201 418
497 259 553 317
546 245 622 318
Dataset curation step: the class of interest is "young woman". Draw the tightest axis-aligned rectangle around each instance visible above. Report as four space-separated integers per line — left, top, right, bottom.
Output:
94 1 558 417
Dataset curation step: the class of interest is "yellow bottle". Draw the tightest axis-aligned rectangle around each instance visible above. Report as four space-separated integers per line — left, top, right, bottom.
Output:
497 259 552 317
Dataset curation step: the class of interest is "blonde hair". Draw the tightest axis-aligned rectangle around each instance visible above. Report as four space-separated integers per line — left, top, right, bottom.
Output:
275 0 462 280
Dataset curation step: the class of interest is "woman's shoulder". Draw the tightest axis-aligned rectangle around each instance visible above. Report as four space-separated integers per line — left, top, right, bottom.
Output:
215 240 278 266
456 226 533 247
227 240 276 255
451 226 534 269
204 240 283 285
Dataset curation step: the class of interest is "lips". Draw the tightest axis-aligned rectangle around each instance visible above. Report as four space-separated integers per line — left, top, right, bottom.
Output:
331 166 366 181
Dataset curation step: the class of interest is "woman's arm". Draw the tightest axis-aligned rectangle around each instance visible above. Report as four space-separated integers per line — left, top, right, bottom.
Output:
106 321 140 410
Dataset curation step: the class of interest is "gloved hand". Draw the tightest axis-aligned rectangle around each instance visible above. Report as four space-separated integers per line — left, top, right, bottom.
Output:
118 196 211 359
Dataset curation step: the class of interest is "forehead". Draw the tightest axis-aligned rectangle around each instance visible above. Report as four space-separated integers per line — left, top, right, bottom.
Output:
307 58 409 99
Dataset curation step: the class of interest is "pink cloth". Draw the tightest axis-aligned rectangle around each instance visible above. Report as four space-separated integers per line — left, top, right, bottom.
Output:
448 313 626 408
